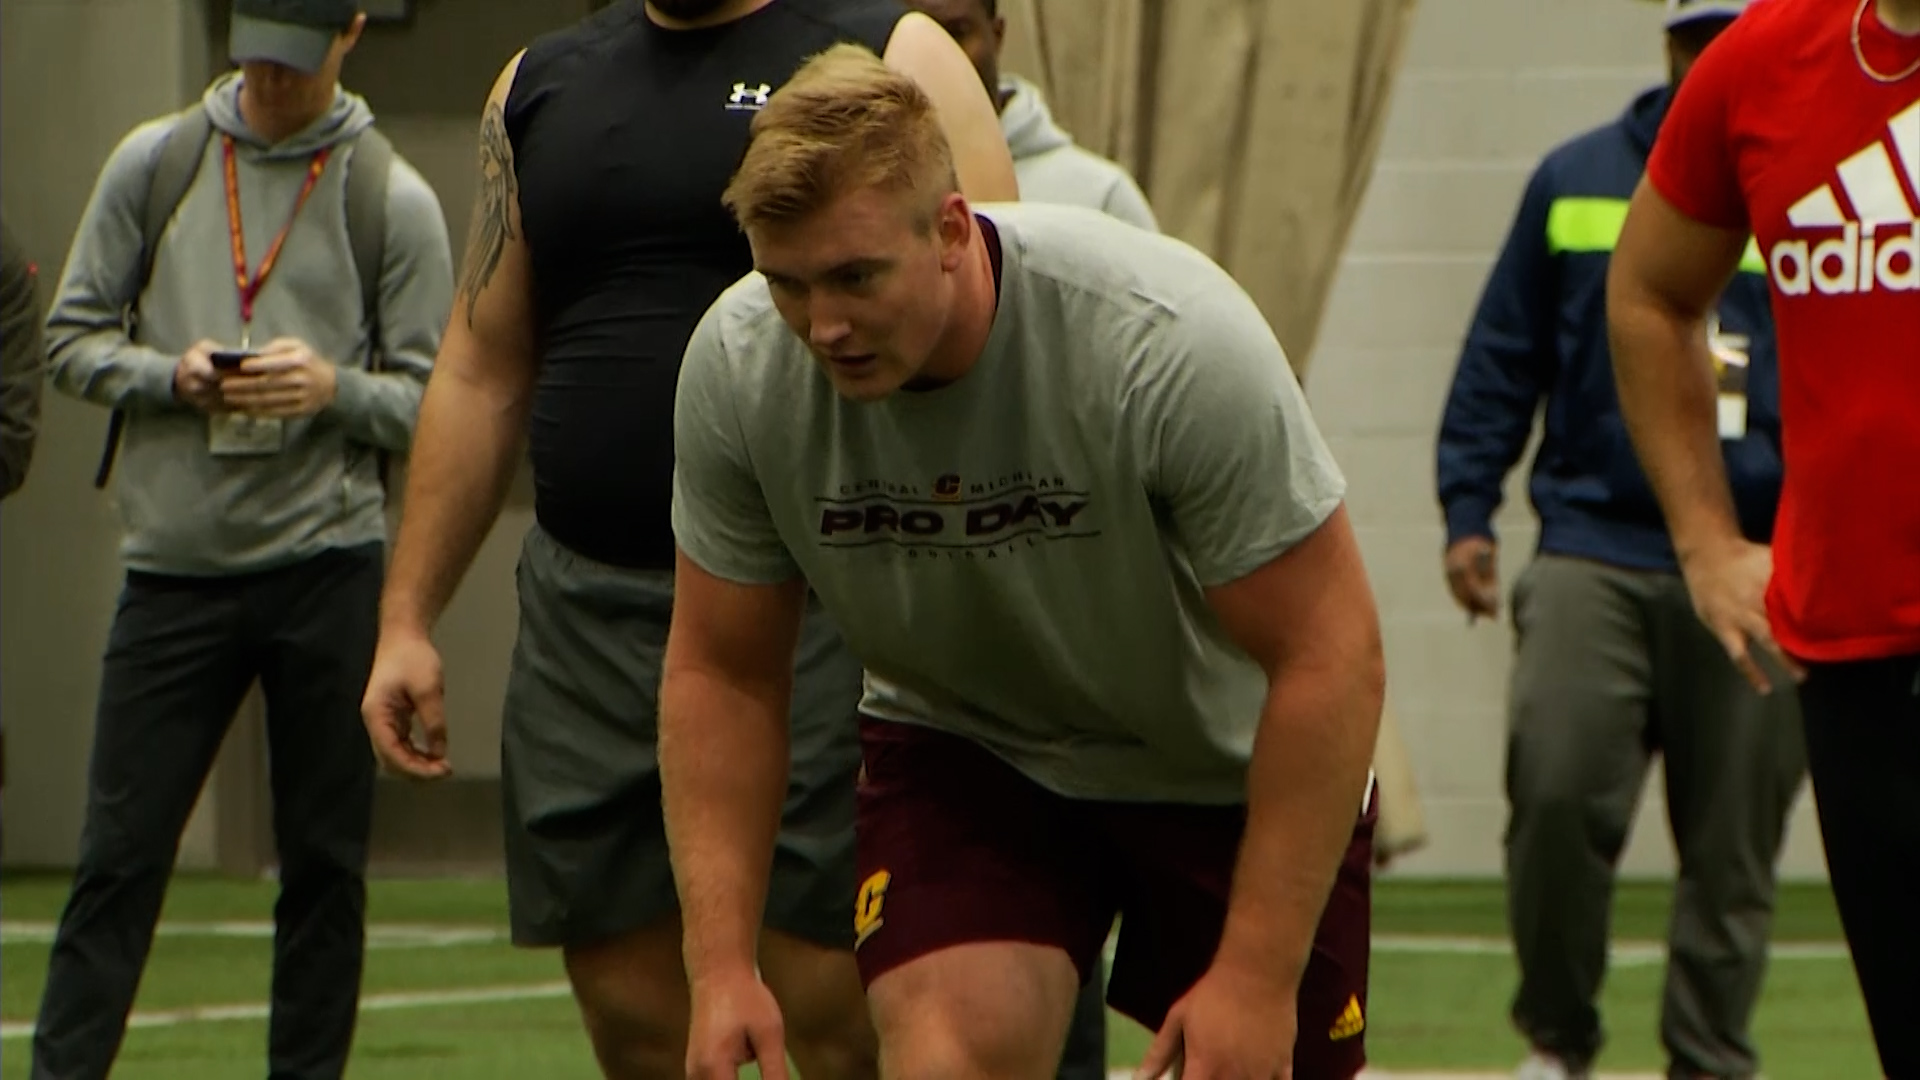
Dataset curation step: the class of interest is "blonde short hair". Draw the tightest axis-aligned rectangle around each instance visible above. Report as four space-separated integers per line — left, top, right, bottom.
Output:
721 43 959 231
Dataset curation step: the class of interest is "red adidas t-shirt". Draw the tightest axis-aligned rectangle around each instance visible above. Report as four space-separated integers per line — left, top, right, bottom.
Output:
1647 0 1920 662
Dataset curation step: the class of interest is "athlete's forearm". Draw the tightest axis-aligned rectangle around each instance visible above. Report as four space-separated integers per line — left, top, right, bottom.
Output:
379 342 532 636
1218 643 1384 994
1608 278 1743 565
658 666 792 981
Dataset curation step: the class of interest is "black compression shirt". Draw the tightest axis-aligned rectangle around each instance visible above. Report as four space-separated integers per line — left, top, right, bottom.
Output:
505 0 905 570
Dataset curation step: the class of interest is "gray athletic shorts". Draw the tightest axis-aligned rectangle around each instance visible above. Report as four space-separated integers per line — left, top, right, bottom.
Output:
500 524 863 949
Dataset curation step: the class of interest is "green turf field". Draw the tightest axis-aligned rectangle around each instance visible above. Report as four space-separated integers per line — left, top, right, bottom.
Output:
0 873 1878 1078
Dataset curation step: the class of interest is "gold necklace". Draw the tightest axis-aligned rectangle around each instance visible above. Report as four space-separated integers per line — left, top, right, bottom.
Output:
1854 0 1920 83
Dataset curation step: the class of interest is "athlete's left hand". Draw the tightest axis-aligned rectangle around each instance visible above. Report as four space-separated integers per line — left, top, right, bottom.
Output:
219 337 338 418
1135 959 1298 1080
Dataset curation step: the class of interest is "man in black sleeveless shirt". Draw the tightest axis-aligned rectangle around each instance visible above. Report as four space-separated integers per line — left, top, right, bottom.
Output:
359 2 1028 1078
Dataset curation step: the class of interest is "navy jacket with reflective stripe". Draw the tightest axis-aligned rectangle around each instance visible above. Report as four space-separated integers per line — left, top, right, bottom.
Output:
1436 84 1782 573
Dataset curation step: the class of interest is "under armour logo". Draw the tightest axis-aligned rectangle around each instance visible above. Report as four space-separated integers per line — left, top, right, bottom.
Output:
727 82 771 110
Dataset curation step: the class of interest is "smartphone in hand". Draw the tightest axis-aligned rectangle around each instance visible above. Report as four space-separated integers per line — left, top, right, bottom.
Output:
209 349 257 374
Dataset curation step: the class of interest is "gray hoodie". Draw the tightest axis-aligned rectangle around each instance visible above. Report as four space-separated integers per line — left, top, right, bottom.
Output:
47 72 453 577
999 75 1158 232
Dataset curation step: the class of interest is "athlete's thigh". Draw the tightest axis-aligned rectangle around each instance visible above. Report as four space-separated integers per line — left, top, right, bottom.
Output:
1103 790 1377 1080
500 525 678 949
767 595 865 949
852 717 1112 1075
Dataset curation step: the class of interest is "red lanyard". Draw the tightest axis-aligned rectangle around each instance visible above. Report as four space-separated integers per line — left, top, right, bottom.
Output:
222 134 330 335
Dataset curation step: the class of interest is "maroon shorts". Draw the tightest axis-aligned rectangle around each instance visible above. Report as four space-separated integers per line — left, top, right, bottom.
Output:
852 717 1375 1080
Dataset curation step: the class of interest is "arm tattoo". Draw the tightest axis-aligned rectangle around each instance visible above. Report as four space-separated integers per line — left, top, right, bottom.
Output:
459 102 518 328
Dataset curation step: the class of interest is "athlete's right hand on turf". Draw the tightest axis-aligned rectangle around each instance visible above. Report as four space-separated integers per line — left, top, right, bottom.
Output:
1135 958 1298 1080
686 971 789 1080
361 631 453 780
1443 536 1500 622
1680 537 1805 695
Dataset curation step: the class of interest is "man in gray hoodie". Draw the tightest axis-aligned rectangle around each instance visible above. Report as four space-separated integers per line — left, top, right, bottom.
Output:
908 0 1159 232
30 2 452 1077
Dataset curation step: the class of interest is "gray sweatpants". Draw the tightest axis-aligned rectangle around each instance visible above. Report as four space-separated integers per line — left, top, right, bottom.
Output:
1503 554 1805 1079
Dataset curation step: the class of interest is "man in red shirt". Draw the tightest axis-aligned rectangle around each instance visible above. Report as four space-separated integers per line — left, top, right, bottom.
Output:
1607 0 1920 1072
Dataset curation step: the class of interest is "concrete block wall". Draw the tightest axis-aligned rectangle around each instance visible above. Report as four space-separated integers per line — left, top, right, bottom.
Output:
1307 0 1828 880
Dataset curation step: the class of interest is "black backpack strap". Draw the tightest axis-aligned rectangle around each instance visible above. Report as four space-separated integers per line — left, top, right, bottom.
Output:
342 127 394 494
96 105 214 489
344 127 392 337
140 106 214 296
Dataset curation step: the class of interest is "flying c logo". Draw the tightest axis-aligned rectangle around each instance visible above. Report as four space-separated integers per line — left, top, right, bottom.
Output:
853 870 891 948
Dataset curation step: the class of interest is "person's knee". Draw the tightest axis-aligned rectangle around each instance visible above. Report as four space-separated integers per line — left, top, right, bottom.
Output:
876 1012 1055 1080
1507 783 1605 841
761 929 878 1080
1508 731 1596 807
76 803 187 877
273 833 369 886
869 944 1079 1080
787 1019 878 1080
563 919 691 1080
779 984 877 1080
569 977 687 1079
1506 757 1637 860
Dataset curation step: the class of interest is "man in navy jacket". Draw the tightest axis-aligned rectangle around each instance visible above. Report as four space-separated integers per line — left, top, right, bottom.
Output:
1434 3 1804 1078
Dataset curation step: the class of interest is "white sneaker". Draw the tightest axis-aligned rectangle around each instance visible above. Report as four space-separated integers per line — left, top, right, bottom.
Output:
1514 1052 1591 1080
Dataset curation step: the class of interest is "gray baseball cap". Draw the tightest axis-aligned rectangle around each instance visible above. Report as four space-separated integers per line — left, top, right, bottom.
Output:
1664 0 1748 30
230 0 359 75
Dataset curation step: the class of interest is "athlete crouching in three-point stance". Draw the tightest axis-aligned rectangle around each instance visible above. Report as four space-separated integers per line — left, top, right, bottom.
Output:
661 45 1384 1080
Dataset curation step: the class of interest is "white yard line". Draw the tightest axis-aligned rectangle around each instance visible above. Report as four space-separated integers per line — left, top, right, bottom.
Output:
1369 934 1850 966
0 920 507 949
1097 933 1849 969
1105 1074 1666 1080
4 922 1851 966
0 980 573 1041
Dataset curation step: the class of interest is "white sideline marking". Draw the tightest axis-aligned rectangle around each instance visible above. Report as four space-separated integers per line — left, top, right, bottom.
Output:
0 980 572 1041
1369 934 1850 967
1108 1074 1664 1080
0 921 507 949
1349 1073 1661 1080
1096 933 1849 968
5 923 1851 966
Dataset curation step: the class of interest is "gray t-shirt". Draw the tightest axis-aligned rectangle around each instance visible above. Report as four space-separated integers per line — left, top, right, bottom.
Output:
671 202 1346 804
